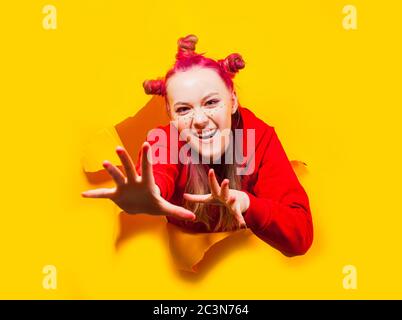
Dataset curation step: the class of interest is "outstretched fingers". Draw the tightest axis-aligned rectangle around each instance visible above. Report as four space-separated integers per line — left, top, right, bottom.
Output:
140 142 155 185
81 187 116 199
116 146 137 184
225 195 247 229
208 169 221 197
234 204 247 229
163 201 196 221
103 161 125 186
183 193 213 203
220 179 230 200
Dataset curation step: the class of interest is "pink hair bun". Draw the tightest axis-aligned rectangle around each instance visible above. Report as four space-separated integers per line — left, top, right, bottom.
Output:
176 34 198 59
142 79 165 96
218 53 245 76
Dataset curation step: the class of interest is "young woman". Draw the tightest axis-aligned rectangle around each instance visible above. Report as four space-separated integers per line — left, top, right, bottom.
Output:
82 35 313 256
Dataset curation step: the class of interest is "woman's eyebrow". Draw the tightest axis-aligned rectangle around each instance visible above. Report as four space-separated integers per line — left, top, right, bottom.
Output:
201 92 219 102
174 92 219 107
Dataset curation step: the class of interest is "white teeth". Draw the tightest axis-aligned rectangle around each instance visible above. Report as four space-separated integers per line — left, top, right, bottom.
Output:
195 129 217 139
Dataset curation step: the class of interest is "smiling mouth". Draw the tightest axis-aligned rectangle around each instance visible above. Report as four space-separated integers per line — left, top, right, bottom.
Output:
193 129 218 141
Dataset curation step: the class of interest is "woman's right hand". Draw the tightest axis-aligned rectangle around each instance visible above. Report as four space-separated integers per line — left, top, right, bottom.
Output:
81 142 196 221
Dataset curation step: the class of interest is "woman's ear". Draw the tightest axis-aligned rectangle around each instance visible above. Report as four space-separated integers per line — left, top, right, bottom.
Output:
231 92 239 114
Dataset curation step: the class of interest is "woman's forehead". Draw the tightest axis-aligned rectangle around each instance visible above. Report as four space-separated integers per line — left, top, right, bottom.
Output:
166 68 229 102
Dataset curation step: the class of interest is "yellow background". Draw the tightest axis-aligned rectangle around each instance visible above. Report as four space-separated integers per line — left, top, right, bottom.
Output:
1 0 401 299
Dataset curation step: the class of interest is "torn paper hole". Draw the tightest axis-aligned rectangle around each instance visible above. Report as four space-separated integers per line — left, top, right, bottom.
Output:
81 126 123 173
166 222 252 273
81 98 307 271
290 160 308 179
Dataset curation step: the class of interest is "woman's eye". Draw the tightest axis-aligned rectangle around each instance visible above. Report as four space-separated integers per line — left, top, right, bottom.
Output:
176 106 191 115
205 99 219 106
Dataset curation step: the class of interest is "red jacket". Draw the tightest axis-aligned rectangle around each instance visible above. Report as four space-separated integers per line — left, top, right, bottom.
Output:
136 106 313 256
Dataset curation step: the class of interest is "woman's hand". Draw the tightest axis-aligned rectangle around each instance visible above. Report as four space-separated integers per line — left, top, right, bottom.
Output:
81 142 196 221
183 169 250 229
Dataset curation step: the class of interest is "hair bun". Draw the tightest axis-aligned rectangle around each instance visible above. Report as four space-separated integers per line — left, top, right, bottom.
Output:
218 53 245 76
142 79 165 96
176 34 198 59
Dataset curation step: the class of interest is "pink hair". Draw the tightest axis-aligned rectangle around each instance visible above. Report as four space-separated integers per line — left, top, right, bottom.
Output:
142 34 245 101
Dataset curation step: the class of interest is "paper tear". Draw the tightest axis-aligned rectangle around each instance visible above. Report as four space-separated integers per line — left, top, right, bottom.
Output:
166 222 249 273
81 126 123 173
82 97 170 174
81 100 306 272
290 160 308 178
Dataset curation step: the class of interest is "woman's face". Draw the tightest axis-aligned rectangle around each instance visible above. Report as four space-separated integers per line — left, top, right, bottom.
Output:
166 67 238 161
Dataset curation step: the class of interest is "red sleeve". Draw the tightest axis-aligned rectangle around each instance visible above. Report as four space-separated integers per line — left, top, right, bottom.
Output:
151 165 178 201
242 128 314 256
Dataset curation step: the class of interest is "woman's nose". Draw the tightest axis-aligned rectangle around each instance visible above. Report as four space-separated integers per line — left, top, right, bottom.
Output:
193 108 209 129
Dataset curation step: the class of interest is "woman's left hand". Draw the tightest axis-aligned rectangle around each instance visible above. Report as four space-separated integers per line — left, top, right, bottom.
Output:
183 169 250 229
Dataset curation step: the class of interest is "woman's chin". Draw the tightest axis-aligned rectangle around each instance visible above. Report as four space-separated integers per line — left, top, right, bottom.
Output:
188 137 227 163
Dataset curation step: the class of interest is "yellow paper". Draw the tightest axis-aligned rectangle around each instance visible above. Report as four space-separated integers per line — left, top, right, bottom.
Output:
81 126 123 173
